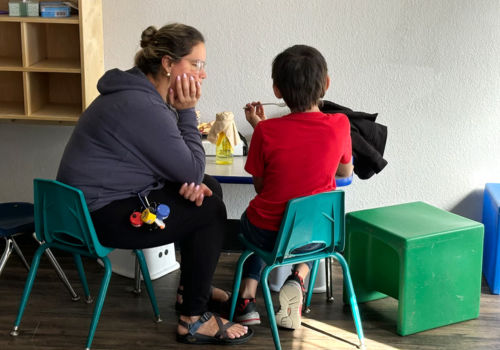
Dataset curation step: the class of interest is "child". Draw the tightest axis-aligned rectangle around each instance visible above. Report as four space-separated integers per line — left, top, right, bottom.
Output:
235 45 353 329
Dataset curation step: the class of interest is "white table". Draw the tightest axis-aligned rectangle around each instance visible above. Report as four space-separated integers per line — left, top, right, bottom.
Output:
205 156 353 186
205 156 253 184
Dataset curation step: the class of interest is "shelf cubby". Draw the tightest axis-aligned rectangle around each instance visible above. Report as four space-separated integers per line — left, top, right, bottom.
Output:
25 72 82 121
23 22 81 72
0 71 24 116
0 22 23 70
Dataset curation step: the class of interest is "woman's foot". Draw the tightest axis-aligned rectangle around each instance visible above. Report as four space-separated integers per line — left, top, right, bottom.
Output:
177 313 250 342
176 286 231 315
210 287 230 303
177 286 230 305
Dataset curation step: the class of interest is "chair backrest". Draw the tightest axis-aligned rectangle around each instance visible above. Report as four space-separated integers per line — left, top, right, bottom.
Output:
33 179 113 258
272 190 345 264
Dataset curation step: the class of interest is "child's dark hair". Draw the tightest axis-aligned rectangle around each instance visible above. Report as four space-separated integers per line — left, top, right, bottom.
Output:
272 45 328 112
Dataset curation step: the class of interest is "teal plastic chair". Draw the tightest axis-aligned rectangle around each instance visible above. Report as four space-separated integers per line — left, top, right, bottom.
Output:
229 191 365 350
10 179 162 350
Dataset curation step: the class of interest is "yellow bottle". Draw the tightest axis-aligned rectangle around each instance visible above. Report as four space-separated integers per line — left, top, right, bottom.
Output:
216 131 234 164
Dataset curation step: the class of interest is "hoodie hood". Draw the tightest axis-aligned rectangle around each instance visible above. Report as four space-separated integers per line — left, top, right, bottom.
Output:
97 66 164 104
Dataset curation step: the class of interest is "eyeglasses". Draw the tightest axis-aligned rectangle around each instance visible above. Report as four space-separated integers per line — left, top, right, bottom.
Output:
184 58 207 73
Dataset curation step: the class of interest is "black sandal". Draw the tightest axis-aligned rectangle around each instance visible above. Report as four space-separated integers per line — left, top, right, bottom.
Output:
176 286 232 316
176 311 254 345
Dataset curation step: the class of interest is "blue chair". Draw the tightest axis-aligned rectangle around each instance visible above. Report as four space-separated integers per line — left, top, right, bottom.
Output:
10 180 162 350
0 203 35 275
483 183 500 294
0 202 80 300
229 191 365 350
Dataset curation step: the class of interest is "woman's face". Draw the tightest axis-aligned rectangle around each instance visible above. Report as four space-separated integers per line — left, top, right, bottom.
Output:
169 42 207 86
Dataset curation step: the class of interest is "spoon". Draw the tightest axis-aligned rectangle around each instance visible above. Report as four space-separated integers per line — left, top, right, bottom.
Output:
242 102 287 109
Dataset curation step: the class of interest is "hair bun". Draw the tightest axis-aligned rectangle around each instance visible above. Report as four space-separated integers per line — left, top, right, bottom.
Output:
140 26 158 48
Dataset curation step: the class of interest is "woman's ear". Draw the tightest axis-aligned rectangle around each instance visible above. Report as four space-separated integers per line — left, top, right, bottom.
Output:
325 75 330 92
161 56 172 75
273 85 282 99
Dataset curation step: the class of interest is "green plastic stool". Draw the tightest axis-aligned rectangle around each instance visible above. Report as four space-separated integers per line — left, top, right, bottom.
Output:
343 201 484 336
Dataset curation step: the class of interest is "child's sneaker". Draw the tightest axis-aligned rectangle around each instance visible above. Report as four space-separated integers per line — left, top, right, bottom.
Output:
234 297 261 325
275 271 305 330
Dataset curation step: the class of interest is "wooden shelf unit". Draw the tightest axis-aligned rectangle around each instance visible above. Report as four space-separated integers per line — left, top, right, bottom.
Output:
0 0 103 124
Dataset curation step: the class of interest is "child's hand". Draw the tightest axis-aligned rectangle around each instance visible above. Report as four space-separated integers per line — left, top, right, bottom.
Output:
244 101 267 129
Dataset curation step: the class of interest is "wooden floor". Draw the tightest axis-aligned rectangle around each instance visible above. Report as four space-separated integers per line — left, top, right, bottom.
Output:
1 248 499 350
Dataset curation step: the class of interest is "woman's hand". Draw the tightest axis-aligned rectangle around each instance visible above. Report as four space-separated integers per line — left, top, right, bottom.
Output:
168 73 202 110
179 182 212 206
244 101 267 129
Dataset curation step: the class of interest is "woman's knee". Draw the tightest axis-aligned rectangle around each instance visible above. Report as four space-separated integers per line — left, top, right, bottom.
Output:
203 192 227 223
203 174 223 199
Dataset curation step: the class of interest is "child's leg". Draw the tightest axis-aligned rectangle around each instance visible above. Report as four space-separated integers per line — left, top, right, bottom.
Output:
240 254 264 298
276 244 323 330
234 255 264 325
276 264 310 330
293 262 311 280
290 242 325 280
238 209 278 299
235 210 279 325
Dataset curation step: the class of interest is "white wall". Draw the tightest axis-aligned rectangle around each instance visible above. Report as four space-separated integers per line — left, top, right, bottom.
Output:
1 0 499 221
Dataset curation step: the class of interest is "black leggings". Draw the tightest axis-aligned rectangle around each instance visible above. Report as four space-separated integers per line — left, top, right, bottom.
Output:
90 175 226 316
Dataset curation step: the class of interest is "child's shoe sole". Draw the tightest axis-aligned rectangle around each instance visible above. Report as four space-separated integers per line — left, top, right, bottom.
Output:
275 281 302 330
234 311 261 326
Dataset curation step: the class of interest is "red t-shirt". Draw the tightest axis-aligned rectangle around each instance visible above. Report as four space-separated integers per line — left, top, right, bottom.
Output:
245 111 352 231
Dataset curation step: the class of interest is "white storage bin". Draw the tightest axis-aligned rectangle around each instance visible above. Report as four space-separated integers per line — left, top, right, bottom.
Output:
268 258 326 293
98 243 179 280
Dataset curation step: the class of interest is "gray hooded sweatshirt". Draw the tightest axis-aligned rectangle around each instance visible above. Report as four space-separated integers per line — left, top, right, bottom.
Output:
56 67 205 211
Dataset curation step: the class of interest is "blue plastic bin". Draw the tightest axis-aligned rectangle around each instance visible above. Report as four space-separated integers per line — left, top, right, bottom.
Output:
482 183 500 294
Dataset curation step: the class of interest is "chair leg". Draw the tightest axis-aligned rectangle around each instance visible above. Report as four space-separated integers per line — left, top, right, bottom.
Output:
133 254 142 294
11 243 48 336
0 237 14 277
31 233 80 301
325 257 334 302
73 254 93 303
304 259 320 313
134 249 162 323
229 250 254 322
262 265 281 350
333 252 366 350
85 255 113 350
11 237 30 272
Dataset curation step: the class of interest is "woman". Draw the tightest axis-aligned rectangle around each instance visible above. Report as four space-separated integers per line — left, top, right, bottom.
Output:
56 23 252 345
